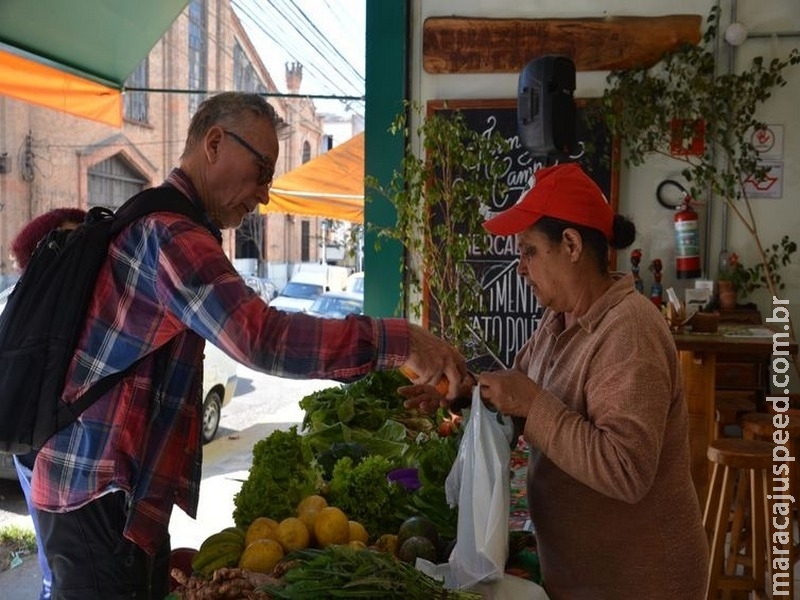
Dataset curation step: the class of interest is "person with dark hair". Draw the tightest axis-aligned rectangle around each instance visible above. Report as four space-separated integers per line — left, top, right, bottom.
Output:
29 92 467 599
402 163 708 599
9 207 87 600
9 208 86 270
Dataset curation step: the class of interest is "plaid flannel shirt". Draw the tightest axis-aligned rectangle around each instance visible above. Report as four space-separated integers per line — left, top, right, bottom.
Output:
32 169 408 553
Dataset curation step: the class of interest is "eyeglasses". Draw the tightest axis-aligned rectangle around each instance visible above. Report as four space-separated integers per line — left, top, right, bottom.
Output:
223 129 275 188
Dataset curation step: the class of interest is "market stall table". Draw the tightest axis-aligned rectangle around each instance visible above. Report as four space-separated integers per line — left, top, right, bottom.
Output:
672 324 797 505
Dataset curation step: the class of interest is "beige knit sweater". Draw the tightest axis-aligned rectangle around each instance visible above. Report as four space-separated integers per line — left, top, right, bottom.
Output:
517 274 708 599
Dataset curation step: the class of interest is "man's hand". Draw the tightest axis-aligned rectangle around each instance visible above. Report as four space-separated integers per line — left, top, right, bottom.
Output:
397 382 446 413
398 370 475 414
401 323 467 402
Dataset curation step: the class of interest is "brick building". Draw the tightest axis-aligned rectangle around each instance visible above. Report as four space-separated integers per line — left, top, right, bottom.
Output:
0 0 330 285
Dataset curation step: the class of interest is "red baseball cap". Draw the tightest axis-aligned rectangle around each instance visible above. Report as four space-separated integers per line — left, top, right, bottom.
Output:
483 162 613 240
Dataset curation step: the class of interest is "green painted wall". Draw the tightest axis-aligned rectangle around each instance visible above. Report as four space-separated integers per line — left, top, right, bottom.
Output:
363 0 407 317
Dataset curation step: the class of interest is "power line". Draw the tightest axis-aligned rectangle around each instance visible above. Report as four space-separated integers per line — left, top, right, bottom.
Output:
273 0 363 86
124 86 362 102
132 0 365 117
233 0 353 95
230 0 364 105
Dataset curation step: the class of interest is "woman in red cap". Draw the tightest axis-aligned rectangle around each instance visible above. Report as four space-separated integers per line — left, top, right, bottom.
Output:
403 163 708 599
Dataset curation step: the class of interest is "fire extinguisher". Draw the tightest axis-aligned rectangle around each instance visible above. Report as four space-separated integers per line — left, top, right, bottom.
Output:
674 199 702 279
657 179 702 280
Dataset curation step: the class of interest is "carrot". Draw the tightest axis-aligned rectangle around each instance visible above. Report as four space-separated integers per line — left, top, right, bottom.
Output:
399 366 449 395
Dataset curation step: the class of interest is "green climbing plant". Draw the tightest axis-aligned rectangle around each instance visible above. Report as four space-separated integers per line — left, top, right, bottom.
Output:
366 101 511 355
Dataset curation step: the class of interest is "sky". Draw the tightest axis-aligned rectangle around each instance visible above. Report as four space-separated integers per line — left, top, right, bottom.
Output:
232 0 366 119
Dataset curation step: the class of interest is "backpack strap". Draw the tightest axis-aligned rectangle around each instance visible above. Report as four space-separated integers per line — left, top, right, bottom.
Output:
111 185 207 235
55 187 210 432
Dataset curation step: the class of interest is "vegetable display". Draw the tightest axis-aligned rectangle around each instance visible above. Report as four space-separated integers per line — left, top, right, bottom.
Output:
327 455 406 539
299 370 410 434
169 566 275 599
203 369 492 597
232 427 321 529
261 545 482 599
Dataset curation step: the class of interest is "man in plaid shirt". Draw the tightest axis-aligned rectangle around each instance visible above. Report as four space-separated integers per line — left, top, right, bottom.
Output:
31 92 466 599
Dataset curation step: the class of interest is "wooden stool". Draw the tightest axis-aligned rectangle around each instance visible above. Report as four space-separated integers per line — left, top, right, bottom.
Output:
714 391 757 439
703 438 775 600
742 410 800 599
742 410 800 506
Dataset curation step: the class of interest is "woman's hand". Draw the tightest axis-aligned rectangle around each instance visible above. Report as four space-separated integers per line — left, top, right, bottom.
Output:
478 370 540 418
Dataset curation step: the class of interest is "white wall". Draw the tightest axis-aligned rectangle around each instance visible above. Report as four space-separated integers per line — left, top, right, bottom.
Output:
410 0 800 318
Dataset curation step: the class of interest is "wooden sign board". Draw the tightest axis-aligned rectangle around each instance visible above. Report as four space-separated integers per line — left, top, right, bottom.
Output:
423 15 702 74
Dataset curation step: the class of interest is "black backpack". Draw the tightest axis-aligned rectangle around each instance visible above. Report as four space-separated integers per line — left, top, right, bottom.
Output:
0 186 205 454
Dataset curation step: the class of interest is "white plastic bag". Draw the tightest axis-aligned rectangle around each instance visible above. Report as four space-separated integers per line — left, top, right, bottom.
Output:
444 385 515 589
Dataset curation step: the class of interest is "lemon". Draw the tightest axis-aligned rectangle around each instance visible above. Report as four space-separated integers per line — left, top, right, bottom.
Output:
238 538 284 574
297 494 328 515
314 506 350 547
348 520 369 545
297 494 328 543
276 516 311 552
245 516 279 547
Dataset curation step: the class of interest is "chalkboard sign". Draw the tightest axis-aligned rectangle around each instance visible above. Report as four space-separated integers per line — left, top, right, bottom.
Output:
426 98 619 368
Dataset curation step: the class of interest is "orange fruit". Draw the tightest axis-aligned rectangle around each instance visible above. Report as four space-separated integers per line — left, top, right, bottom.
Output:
297 495 328 541
297 494 328 515
348 540 367 550
238 538 284 574
275 516 310 552
375 533 399 556
314 506 350 547
245 517 279 547
348 520 369 545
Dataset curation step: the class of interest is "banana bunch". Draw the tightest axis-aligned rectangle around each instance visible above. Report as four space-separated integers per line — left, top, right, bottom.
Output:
190 527 246 576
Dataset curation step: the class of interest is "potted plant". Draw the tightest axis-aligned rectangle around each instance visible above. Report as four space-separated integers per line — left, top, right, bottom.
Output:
717 236 797 309
366 101 511 356
587 5 799 366
716 253 746 309
589 6 798 299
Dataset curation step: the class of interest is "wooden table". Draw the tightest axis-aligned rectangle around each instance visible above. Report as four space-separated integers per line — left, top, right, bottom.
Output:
672 325 798 504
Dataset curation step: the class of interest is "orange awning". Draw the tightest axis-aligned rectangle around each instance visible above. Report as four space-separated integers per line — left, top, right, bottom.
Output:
261 132 364 223
0 0 188 127
0 49 121 127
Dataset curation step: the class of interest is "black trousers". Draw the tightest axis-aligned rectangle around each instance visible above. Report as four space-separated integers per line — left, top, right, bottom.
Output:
38 491 171 600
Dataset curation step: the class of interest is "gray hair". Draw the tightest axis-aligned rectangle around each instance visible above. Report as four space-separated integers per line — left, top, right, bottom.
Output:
182 92 280 155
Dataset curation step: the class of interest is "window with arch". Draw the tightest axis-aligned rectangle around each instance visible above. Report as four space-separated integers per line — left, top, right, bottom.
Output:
302 141 311 164
88 155 148 209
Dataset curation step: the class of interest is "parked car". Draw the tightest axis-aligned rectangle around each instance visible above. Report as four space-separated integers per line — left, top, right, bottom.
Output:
291 263 350 293
200 342 239 444
0 281 13 314
0 284 16 479
269 279 325 313
306 291 364 319
346 271 364 296
0 283 238 479
244 276 278 302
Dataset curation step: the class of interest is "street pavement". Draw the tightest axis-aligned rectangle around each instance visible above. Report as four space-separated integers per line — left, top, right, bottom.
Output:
0 367 337 599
